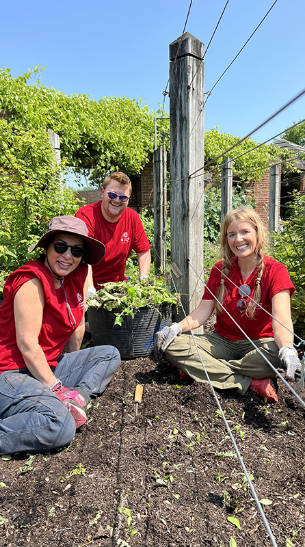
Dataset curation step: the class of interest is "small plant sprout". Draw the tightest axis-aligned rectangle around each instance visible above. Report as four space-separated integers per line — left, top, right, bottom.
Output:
222 490 230 504
193 411 199 421
227 406 235 415
227 516 241 529
60 463 86 482
230 538 237 547
89 510 103 526
215 409 225 418
123 508 138 540
216 472 229 483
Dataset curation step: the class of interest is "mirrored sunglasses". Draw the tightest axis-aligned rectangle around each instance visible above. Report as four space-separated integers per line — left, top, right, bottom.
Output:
106 190 130 203
52 242 85 258
236 284 251 313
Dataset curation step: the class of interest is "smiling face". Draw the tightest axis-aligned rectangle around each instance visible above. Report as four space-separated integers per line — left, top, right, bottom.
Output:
45 232 84 281
100 179 131 222
227 221 258 259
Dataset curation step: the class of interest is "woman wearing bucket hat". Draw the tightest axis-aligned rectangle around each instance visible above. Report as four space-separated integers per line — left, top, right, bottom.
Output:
0 216 121 455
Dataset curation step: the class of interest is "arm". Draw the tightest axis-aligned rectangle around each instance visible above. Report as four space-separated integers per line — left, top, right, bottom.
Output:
179 298 215 332
271 290 294 349
14 279 57 387
66 274 88 353
137 250 151 277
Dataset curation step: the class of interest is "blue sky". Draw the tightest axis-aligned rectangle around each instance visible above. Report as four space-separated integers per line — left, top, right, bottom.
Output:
2 0 305 185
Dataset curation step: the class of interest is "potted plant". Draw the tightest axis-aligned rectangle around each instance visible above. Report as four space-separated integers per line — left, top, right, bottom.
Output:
86 275 179 359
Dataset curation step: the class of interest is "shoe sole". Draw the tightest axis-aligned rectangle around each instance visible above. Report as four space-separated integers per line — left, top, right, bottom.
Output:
64 401 88 428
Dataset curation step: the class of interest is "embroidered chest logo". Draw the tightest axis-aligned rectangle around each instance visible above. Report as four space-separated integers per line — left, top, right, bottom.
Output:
77 292 84 309
121 231 130 243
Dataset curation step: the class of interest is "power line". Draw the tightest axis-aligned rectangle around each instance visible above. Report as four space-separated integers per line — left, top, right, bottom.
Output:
161 0 194 115
188 0 230 91
168 88 305 183
204 0 279 106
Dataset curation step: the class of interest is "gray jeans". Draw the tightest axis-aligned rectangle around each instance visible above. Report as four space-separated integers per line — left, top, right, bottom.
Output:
165 332 280 395
0 346 120 456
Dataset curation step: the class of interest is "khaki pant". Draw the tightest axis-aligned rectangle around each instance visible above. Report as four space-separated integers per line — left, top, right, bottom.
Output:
165 332 280 395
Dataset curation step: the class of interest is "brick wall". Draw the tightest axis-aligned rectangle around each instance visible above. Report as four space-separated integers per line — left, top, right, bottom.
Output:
76 189 101 206
244 166 281 228
141 156 154 209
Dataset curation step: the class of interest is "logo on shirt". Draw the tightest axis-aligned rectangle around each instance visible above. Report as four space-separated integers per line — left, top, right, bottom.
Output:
77 292 84 309
121 231 130 243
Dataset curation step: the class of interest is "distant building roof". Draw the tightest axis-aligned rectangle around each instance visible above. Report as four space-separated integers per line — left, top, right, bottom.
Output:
273 138 305 170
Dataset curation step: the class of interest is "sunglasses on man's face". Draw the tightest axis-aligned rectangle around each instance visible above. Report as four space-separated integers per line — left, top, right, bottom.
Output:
106 190 130 203
236 284 251 312
52 241 85 258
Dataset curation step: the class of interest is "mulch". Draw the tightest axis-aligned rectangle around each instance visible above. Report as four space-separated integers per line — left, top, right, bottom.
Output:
0 353 305 547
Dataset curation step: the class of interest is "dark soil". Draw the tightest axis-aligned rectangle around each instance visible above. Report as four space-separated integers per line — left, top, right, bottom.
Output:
1 355 305 547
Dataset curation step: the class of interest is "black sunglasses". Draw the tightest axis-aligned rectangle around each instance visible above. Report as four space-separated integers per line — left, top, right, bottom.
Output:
106 190 130 203
237 284 251 312
52 241 85 258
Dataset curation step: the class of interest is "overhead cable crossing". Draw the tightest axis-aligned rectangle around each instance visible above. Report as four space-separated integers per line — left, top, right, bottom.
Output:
204 0 279 106
161 0 193 115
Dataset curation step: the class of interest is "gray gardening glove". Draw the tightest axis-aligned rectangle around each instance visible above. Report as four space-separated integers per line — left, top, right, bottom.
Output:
278 346 302 381
154 323 182 359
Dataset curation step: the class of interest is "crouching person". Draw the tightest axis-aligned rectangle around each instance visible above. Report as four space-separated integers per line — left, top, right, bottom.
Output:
0 216 121 455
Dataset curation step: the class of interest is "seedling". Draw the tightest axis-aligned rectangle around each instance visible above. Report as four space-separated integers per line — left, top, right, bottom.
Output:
89 510 103 526
60 463 86 482
19 455 35 475
222 490 230 505
216 472 229 483
215 409 225 418
227 516 241 529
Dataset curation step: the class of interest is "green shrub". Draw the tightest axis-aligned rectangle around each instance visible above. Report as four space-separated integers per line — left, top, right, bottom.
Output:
270 191 305 335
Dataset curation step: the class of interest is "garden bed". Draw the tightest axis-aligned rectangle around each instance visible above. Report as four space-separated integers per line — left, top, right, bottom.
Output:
0 355 305 547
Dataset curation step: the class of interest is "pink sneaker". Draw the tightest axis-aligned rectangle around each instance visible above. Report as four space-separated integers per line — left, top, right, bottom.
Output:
248 378 278 403
64 401 88 428
179 369 191 382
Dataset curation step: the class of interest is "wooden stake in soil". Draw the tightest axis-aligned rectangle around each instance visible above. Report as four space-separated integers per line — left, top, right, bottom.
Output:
134 384 143 416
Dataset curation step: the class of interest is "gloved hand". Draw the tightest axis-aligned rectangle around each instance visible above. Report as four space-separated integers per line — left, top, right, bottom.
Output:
50 379 86 407
278 346 302 381
139 275 148 282
50 379 88 428
87 286 96 299
154 323 182 359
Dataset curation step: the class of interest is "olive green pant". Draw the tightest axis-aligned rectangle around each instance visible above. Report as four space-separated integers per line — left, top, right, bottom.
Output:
164 332 280 395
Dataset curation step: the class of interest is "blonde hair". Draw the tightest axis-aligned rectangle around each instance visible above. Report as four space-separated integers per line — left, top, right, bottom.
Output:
216 207 268 319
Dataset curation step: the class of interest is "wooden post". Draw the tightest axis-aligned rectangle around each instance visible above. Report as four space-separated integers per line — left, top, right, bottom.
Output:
153 146 167 274
47 129 62 185
169 32 204 323
269 164 280 232
221 157 233 223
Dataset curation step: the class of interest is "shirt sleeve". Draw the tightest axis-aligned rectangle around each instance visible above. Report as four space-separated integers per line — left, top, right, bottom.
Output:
268 262 295 300
132 214 151 254
75 207 95 238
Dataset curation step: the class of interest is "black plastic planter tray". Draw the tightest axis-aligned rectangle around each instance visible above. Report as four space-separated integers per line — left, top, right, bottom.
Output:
87 304 171 359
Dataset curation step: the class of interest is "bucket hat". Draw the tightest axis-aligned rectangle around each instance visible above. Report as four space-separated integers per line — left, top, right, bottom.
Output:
28 216 105 265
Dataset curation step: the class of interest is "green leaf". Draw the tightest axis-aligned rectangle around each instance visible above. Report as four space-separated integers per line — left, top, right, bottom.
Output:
260 499 272 505
230 539 237 547
227 517 241 529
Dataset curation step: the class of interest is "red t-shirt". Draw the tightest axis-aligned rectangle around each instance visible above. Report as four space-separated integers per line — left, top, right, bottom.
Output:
0 260 88 371
202 256 295 340
75 202 150 287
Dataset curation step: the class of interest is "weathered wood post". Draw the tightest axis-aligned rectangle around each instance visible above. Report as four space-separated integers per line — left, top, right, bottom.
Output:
47 129 62 185
269 164 280 232
169 32 204 324
221 157 233 223
153 146 167 274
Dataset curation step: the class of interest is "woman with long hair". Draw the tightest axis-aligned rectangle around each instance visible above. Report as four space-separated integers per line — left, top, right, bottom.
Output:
155 207 301 402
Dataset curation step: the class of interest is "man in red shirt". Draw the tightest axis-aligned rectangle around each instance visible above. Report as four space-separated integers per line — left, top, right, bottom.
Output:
75 172 151 290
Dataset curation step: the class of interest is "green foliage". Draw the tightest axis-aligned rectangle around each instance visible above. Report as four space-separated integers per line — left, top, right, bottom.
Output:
86 274 179 326
0 67 165 186
282 120 305 147
270 192 305 334
205 127 296 181
204 183 255 242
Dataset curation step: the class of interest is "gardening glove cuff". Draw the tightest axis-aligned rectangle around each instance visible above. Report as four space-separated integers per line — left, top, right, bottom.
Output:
154 323 182 359
139 275 148 282
87 286 96 299
278 346 302 381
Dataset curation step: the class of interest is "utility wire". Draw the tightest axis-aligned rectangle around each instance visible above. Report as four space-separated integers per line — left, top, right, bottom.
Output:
169 267 279 547
204 0 279 106
162 0 193 115
169 88 305 183
188 0 230 90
